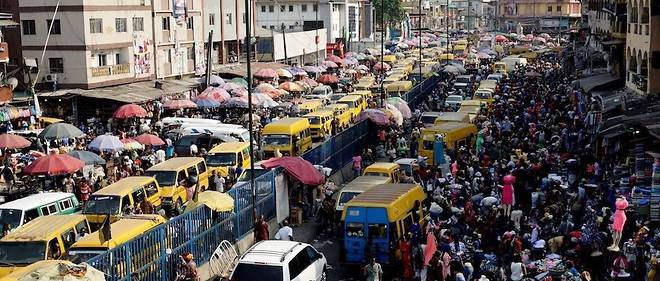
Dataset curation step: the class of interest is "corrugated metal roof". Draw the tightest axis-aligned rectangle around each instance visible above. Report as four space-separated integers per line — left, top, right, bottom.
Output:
0 19 18 27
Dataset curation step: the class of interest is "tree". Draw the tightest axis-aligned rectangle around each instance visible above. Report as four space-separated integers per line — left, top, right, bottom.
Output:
373 0 404 26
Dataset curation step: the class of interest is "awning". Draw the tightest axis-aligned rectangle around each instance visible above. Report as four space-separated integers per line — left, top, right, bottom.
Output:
0 19 18 27
261 157 325 185
578 73 620 92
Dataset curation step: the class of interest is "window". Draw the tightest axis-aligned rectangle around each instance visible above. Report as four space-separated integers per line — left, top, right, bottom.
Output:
262 25 267 29
90 18 102 33
40 206 50 216
22 20 36 35
145 183 159 197
48 58 64 73
131 188 146 204
162 16 170 30
270 25 275 29
547 5 552 12
197 162 207 174
209 13 215 25
116 53 121 64
281 5 286 12
289 5 294 11
59 199 72 210
61 228 76 248
243 12 246 23
187 46 194 60
556 5 561 12
302 4 308 12
187 166 199 177
24 209 39 224
187 17 194 29
305 246 319 261
133 17 144 31
289 252 312 279
121 195 131 212
46 19 61 35
289 25 295 30
268 5 274 12
261 5 266 12
177 170 187 184
75 221 88 236
97 54 107 66
226 12 232 24
313 4 318 11
115 18 127 32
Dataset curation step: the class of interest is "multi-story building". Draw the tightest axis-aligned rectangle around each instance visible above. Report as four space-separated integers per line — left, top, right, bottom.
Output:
203 0 255 65
0 0 21 68
18 0 155 89
254 0 373 43
625 0 660 95
498 0 582 33
152 0 204 79
452 0 484 29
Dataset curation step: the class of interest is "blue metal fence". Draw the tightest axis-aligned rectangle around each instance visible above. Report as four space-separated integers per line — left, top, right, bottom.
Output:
405 74 443 109
86 75 436 280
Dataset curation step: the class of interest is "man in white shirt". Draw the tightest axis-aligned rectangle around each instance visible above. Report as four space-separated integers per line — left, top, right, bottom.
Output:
190 143 198 156
274 220 293 241
214 176 226 193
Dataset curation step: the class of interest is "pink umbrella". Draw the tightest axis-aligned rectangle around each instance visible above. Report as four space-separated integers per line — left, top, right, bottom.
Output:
317 74 339 84
299 77 319 87
197 87 230 102
163 99 197 109
321 61 338 68
112 104 147 119
495 35 509 42
0 134 31 149
373 62 391 72
253 68 277 79
255 83 276 92
223 82 246 92
23 154 84 176
326 55 343 64
134 133 165 146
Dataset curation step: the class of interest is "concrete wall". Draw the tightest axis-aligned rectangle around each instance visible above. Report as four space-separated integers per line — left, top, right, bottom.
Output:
272 28 327 61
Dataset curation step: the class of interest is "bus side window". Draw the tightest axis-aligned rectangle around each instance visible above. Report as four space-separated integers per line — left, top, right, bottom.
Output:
132 188 146 204
457 138 467 149
178 170 187 185
48 238 62 260
121 195 131 212
403 214 413 234
75 221 89 238
61 228 76 248
197 162 207 174
145 183 159 197
24 209 39 224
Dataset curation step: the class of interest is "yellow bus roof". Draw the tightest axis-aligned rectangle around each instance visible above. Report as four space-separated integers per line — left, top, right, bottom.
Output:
424 122 476 133
147 157 204 171
344 184 425 222
324 103 348 110
299 100 323 109
461 100 485 106
208 142 249 154
386 81 413 91
350 90 372 97
365 162 400 171
94 176 157 196
303 110 334 118
38 117 64 124
262 118 310 135
2 215 87 242
337 95 362 102
354 81 373 88
435 112 471 122
358 76 375 82
70 215 166 249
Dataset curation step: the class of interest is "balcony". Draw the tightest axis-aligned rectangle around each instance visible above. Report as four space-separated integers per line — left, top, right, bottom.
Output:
91 64 131 77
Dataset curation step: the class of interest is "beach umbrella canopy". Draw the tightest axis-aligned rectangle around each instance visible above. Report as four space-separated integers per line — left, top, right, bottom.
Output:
253 68 277 79
163 99 197 109
288 67 307 76
112 104 147 119
280 82 305 92
321 61 338 68
185 191 234 212
223 82 246 92
492 45 505 54
134 133 165 146
39 123 84 140
23 154 84 176
384 104 404 126
387 98 411 118
354 53 367 60
197 87 230 102
373 62 391 72
195 97 221 108
223 97 249 108
359 109 390 126
67 150 106 165
198 75 225 86
0 134 31 149
255 83 276 92
533 37 547 44
326 55 343 64
476 52 491 59
356 65 370 72
253 93 279 108
495 35 509 42
317 74 339 84
276 68 293 78
88 135 125 152
120 138 144 150
344 51 358 58
343 57 358 66
230 77 248 87
303 65 324 73
300 77 319 87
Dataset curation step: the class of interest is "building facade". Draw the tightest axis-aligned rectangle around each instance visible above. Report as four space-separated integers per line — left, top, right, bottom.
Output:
203 0 255 65
0 0 21 68
18 0 155 89
254 0 372 43
586 0 627 78
625 0 660 95
451 0 484 30
498 0 582 33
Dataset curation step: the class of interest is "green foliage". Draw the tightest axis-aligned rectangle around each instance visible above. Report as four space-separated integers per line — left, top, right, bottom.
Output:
373 0 405 23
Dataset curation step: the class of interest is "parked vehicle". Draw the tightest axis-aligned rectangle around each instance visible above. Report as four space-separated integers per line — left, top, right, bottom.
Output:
0 192 81 233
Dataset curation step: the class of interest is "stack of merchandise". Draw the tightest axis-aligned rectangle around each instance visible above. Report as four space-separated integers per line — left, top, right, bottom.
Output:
650 158 660 222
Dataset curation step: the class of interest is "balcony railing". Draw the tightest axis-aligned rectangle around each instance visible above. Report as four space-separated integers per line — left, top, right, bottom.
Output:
90 64 130 77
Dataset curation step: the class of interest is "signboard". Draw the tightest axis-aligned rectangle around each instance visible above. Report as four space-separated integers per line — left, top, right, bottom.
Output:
173 0 187 25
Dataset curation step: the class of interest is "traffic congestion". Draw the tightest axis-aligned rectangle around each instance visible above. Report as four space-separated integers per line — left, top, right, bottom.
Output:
0 28 656 281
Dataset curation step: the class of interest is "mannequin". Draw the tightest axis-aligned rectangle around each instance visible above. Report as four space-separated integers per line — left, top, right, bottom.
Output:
608 197 628 251
501 174 516 217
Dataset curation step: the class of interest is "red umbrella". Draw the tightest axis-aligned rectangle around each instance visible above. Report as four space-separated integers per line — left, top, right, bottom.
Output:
112 104 147 119
300 77 319 87
495 35 509 42
253 68 277 79
321 61 339 68
317 74 339 84
163 99 197 109
373 62 391 72
0 134 31 149
134 133 165 146
326 55 343 64
23 154 84 176
197 87 230 102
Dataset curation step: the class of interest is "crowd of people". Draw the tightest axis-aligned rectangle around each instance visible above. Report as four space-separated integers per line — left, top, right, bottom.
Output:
350 56 658 281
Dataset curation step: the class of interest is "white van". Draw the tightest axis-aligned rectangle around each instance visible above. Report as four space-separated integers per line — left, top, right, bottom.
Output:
161 117 224 128
181 125 251 142
0 192 81 232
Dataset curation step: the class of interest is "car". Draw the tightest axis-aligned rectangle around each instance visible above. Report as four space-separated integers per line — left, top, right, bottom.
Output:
486 74 505 83
445 94 464 108
229 240 328 281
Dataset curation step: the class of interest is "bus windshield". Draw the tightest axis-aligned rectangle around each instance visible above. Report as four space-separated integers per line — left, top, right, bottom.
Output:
338 191 360 206
263 135 290 146
207 153 237 166
83 195 121 215
144 171 177 186
0 209 22 230
0 241 45 265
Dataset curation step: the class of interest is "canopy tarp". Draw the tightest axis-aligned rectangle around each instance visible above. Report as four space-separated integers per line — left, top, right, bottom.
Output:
577 73 620 92
261 157 324 185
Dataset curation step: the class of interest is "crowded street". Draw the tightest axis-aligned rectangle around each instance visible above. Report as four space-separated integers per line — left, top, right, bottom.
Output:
0 1 659 280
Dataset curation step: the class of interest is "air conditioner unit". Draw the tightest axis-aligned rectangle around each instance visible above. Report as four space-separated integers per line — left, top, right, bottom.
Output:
44 74 58 83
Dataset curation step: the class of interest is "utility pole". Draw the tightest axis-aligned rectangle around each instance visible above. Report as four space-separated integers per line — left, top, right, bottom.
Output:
244 0 257 222
31 0 61 117
282 23 289 64
316 0 320 66
205 30 214 86
418 0 422 84
379 0 385 107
